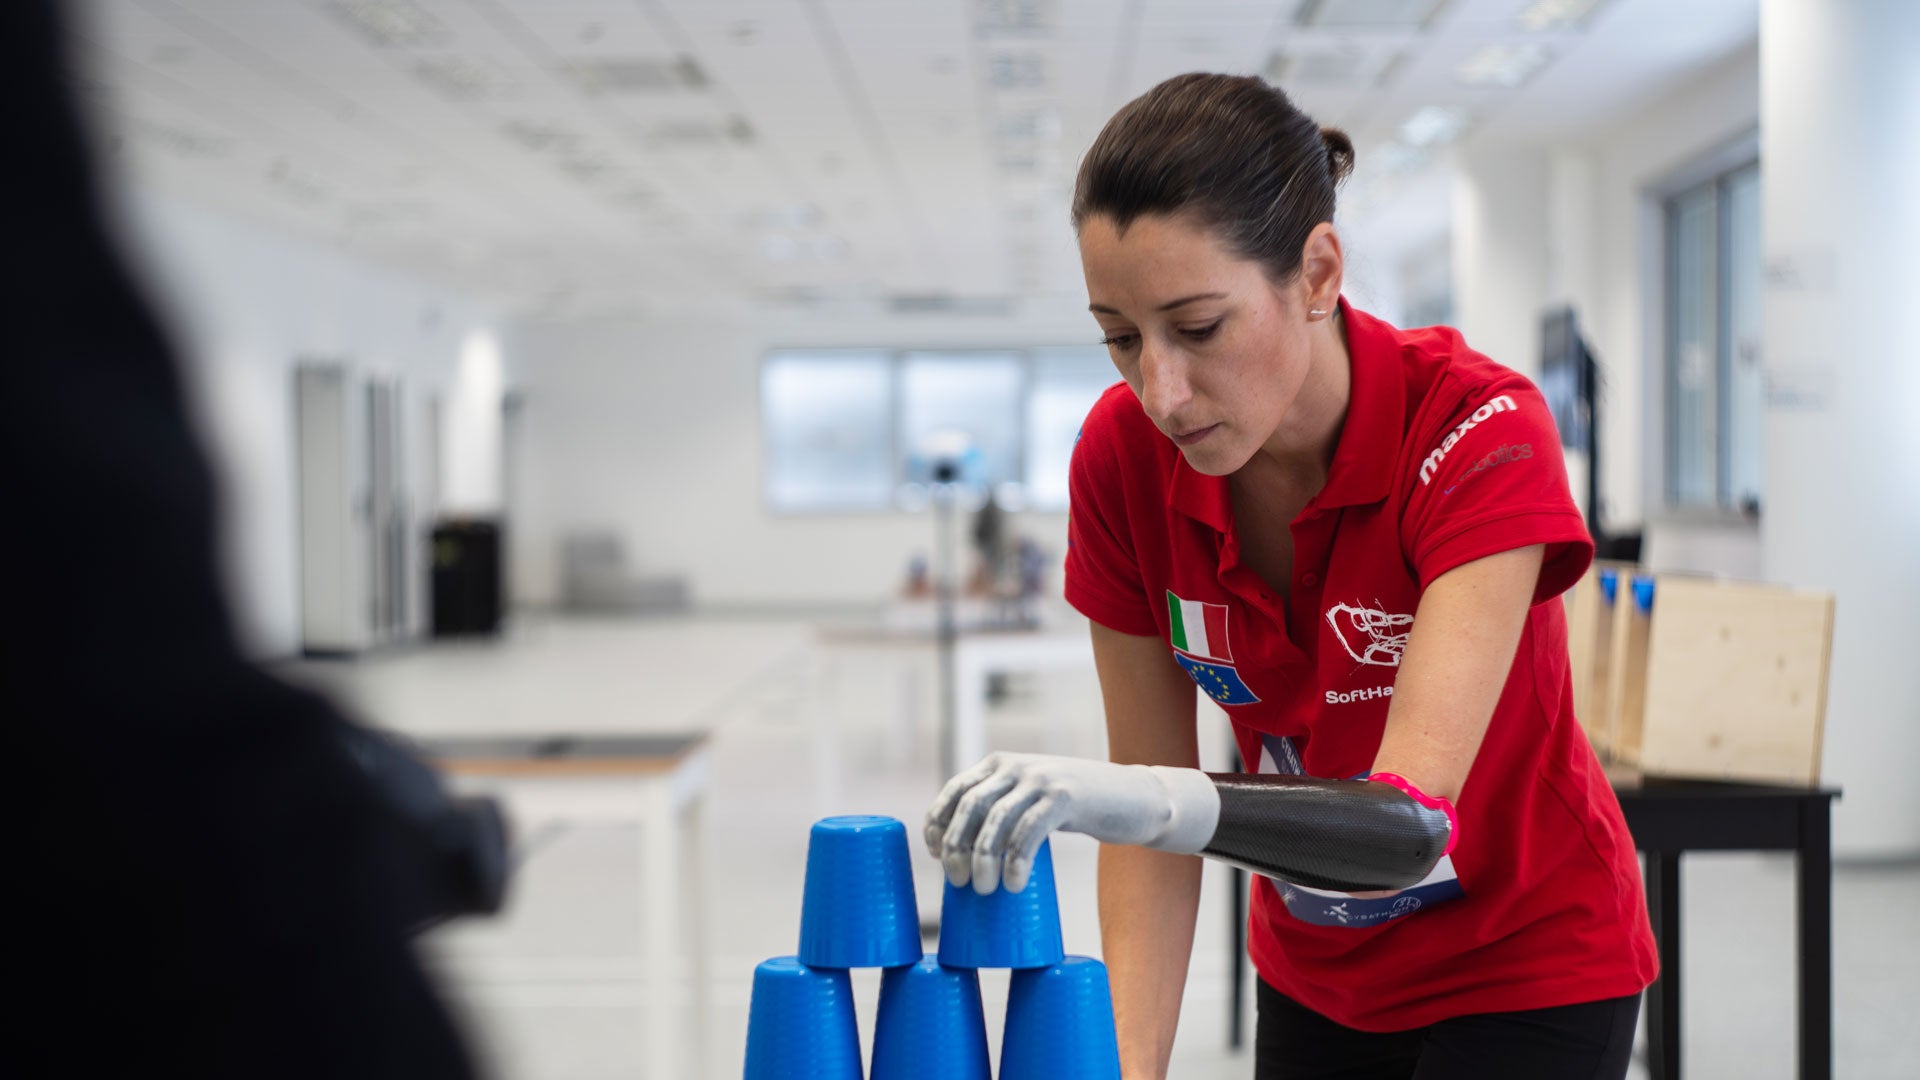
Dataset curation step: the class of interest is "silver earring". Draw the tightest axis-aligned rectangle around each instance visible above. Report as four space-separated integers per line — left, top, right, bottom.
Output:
1309 308 1328 317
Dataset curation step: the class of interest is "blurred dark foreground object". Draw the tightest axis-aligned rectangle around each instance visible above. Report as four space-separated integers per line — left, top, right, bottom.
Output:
343 725 511 931
3 2 486 1076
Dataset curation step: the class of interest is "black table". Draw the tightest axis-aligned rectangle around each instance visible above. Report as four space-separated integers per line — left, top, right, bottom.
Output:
1226 777 1841 1080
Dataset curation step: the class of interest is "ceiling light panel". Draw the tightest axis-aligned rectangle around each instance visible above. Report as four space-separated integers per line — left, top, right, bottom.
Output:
1455 42 1553 88
975 0 1058 35
325 1 448 48
411 55 518 100
562 55 708 95
504 0 665 55
1294 0 1452 30
1263 42 1414 88
1515 0 1612 32
1398 105 1470 147
987 51 1048 90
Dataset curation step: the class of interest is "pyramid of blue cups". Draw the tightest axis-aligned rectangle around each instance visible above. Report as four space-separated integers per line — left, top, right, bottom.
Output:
743 815 1121 1079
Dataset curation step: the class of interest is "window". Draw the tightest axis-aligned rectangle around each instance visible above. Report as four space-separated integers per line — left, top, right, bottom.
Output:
761 351 893 512
1664 160 1763 514
761 347 1116 512
899 352 1025 489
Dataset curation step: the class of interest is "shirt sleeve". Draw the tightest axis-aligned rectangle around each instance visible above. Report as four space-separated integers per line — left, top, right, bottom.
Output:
1063 399 1161 636
1401 378 1593 604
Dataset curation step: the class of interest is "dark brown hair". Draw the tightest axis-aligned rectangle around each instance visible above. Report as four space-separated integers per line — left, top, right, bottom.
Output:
1071 73 1354 283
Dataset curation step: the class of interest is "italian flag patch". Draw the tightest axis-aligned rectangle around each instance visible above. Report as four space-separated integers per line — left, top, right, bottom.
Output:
1167 591 1233 663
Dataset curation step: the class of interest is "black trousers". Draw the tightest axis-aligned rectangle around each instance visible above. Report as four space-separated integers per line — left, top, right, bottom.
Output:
1255 979 1640 1080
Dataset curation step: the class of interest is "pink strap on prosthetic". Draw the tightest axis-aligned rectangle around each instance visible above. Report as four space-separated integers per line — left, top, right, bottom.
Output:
1366 772 1458 857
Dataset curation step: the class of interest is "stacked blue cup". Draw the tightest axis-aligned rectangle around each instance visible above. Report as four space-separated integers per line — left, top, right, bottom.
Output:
1000 955 1122 1080
747 820 1114 1078
748 815 947 1079
870 955 991 1080
798 816 921 969
743 958 862 1080
937 838 1066 970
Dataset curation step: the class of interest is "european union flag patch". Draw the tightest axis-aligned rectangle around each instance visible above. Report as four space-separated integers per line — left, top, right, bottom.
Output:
1174 652 1261 705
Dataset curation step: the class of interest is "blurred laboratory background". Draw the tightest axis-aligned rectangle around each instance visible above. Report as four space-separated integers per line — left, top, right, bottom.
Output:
56 0 1918 1077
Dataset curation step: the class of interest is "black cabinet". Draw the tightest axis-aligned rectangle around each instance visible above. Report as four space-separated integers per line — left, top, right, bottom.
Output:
431 519 502 637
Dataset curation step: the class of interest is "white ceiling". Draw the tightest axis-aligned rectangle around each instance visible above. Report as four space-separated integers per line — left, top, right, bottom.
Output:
70 0 1757 317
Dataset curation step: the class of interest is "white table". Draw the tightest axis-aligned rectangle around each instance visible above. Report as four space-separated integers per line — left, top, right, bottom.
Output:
816 618 1097 775
424 733 712 1080
950 628 1096 768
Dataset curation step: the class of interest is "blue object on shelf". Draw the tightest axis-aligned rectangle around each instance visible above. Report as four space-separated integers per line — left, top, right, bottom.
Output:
743 957 862 1079
999 956 1121 1080
938 838 1065 970
1632 574 1657 613
799 815 922 969
871 954 991 1080
1598 567 1620 605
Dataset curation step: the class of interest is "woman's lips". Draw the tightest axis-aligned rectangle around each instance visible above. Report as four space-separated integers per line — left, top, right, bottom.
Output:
1170 423 1219 448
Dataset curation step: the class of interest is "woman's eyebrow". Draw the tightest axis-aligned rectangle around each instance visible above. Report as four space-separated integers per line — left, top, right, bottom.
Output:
1089 292 1228 316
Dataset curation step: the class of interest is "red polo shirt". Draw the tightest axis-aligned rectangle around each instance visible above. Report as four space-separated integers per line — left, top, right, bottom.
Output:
1064 300 1657 1031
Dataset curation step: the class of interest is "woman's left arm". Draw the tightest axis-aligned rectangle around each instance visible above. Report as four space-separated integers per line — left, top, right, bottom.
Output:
1369 543 1546 803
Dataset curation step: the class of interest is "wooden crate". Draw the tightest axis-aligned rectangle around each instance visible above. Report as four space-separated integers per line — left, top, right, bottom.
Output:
1565 560 1636 757
1636 577 1834 786
1605 572 1657 769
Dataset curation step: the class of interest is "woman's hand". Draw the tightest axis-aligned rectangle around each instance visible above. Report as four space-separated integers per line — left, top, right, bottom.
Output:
924 752 1219 894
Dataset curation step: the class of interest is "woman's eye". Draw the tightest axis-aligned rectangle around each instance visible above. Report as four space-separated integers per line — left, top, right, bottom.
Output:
1099 332 1139 350
1181 321 1222 342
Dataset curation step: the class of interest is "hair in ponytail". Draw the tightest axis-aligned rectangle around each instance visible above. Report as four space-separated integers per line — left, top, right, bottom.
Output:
1072 73 1354 283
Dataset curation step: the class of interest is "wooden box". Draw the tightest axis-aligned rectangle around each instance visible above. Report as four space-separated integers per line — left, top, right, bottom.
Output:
1564 560 1637 758
1635 576 1835 786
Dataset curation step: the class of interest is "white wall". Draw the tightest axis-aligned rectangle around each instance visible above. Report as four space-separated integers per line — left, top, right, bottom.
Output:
111 188 509 658
506 305 1103 609
1446 45 1760 540
1584 46 1762 535
1759 0 1920 856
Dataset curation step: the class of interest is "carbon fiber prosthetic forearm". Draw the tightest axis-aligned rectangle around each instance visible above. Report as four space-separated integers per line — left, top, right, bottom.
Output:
1198 774 1452 893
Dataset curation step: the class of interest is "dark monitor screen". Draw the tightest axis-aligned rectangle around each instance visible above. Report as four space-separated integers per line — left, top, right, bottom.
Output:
1539 307 1590 451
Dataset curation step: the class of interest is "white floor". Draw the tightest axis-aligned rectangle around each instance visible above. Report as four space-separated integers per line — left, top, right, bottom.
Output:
288 613 1920 1080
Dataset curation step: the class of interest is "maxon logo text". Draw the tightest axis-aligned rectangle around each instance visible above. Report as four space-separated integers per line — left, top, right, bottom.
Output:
1419 394 1518 485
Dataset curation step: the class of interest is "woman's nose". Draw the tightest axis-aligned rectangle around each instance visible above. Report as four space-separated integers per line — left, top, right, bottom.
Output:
1138 342 1192 424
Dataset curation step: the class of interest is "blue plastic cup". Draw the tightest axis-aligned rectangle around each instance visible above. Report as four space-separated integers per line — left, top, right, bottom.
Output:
870 954 991 1080
742 957 862 1079
999 955 1121 1080
1598 566 1620 605
798 815 921 969
1632 574 1657 613
937 837 1065 970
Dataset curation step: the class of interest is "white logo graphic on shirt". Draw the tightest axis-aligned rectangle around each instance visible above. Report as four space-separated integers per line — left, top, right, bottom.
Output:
1419 394 1518 485
1325 602 1413 667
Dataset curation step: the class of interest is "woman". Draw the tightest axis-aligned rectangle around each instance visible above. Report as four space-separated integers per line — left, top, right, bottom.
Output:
925 73 1656 1079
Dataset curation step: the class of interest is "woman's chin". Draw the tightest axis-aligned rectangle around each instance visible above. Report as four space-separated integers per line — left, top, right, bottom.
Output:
1178 442 1244 477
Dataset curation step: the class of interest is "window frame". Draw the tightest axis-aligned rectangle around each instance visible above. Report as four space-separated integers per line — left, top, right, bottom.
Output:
757 345 1117 516
1647 130 1763 524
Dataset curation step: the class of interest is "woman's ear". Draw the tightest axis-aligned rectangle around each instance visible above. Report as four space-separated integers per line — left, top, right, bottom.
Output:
1299 222 1344 317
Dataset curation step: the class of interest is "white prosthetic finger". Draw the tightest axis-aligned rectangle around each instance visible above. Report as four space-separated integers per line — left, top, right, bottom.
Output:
940 768 1021 886
1001 795 1070 893
923 755 1001 859
969 779 1048 895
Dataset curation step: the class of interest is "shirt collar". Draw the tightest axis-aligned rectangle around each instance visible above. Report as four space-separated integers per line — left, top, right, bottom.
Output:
1169 297 1406 532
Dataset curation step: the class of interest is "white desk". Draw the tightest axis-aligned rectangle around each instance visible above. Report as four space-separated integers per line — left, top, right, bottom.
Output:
425 733 712 1080
950 628 1096 768
817 617 1097 775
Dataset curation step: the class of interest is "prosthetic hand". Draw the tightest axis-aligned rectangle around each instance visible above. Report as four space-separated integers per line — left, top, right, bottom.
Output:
925 752 1220 893
925 752 1455 895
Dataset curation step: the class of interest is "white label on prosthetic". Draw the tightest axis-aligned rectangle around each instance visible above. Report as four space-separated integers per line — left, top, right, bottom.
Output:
1253 733 1463 929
